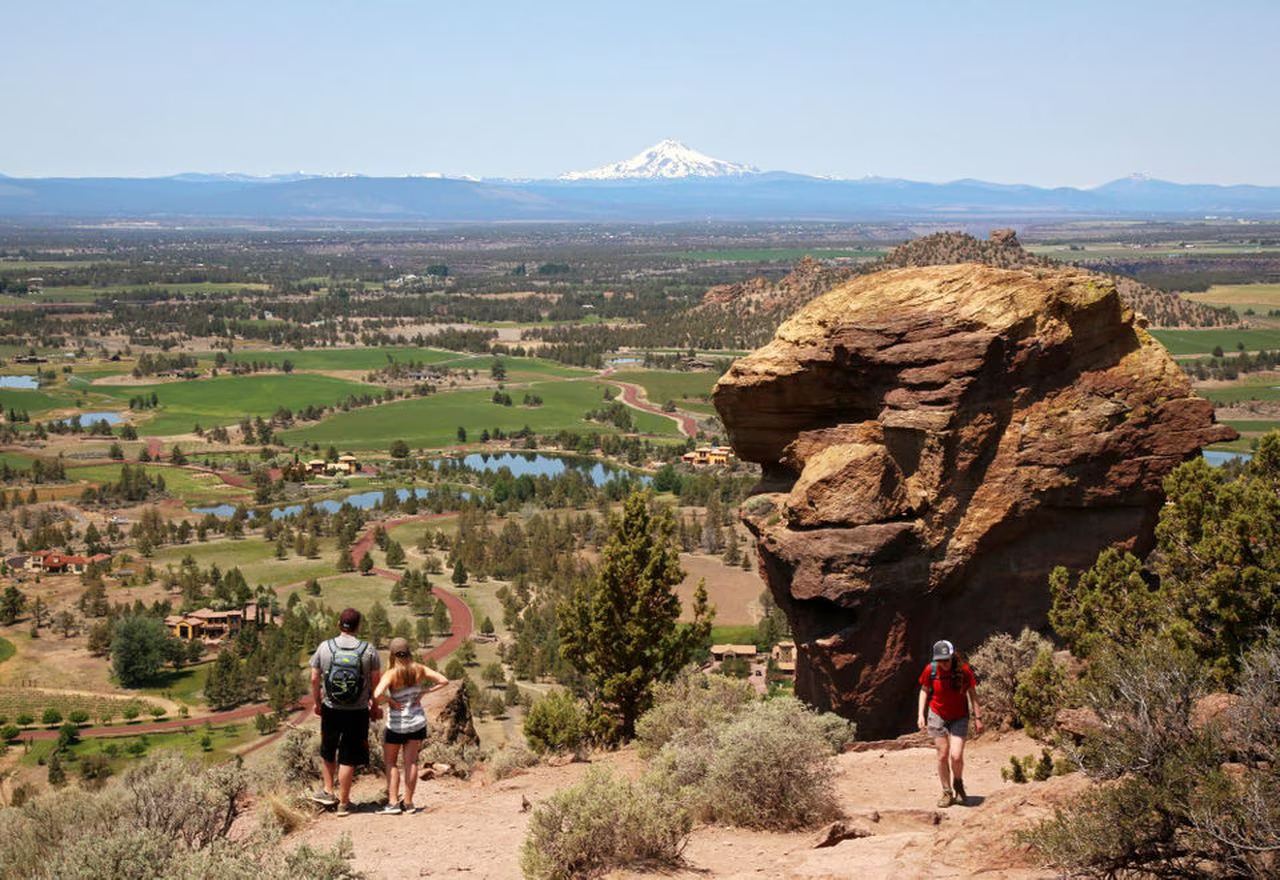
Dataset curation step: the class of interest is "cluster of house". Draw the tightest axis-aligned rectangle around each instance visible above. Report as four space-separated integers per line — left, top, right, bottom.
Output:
165 601 273 643
14 549 113 574
708 641 796 678
305 454 361 476
681 445 735 467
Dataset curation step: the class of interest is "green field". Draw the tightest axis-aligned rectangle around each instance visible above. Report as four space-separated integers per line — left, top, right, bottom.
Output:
619 370 720 407
0 387 64 415
150 537 341 592
93 373 377 435
19 721 251 770
1222 420 1280 434
66 462 247 505
1150 328 1280 356
0 637 13 665
0 687 161 726
211 346 459 372
1199 380 1280 404
9 281 271 304
280 379 682 449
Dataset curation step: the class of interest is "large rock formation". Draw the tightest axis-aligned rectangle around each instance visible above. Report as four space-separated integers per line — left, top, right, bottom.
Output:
714 263 1235 738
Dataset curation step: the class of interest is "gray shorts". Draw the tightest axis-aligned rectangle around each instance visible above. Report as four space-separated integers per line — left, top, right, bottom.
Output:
927 709 969 739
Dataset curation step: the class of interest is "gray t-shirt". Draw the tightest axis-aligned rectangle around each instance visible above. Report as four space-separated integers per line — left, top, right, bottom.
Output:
310 633 381 709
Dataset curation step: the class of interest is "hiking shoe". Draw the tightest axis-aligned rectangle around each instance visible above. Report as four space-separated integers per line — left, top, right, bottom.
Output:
937 790 954 808
953 779 967 805
336 802 351 817
309 790 339 807
377 801 403 815
402 801 419 814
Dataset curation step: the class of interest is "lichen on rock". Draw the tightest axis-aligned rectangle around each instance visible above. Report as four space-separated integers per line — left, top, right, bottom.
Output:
714 262 1235 738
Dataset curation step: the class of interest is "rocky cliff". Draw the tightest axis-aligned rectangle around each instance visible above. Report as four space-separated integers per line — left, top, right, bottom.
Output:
713 262 1235 738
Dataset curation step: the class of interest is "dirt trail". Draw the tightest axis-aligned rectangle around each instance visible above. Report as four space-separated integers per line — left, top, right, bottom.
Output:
603 376 699 438
290 730 1079 880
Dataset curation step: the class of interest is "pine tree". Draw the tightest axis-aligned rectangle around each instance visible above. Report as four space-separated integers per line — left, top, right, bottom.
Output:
561 490 713 742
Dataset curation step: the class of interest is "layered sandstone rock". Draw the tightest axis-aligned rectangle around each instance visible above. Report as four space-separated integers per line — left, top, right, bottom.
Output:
714 263 1235 738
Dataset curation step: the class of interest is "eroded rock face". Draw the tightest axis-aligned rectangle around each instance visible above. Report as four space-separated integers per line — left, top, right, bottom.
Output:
714 263 1235 737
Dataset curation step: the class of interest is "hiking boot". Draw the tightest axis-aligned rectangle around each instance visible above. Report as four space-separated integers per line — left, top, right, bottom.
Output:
309 790 339 807
952 779 967 805
377 801 403 815
937 790 954 808
401 801 418 814
336 802 351 817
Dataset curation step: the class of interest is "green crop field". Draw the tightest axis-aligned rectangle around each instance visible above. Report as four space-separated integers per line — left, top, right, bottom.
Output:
1221 419 1280 434
93 373 377 435
0 387 64 415
0 452 37 470
280 379 682 449
0 687 161 726
1150 328 1280 356
1199 380 1280 404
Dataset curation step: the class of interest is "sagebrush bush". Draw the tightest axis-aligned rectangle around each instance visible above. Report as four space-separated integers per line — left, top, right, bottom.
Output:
1012 647 1068 734
489 743 539 780
520 767 690 880
523 690 586 756
969 628 1053 729
695 697 846 830
277 728 319 785
0 752 353 880
634 670 756 758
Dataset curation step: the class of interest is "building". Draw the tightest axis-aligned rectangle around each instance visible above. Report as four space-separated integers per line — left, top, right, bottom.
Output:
710 643 759 661
25 550 111 574
166 602 273 642
681 445 735 467
770 641 797 677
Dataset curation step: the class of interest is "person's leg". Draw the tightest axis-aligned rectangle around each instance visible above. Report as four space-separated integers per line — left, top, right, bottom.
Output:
934 734 952 791
384 742 402 805
320 758 337 795
401 737 422 808
948 730 967 799
337 761 356 807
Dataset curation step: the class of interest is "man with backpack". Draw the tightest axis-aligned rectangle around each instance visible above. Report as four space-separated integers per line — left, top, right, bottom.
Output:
309 607 382 815
916 638 983 807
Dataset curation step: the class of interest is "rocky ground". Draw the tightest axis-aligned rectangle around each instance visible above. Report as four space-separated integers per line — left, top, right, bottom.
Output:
287 729 1082 879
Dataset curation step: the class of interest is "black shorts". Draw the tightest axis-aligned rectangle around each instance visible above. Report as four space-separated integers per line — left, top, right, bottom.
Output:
384 726 427 745
319 707 370 767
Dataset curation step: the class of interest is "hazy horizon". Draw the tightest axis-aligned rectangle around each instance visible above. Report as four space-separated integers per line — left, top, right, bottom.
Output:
5 0 1277 187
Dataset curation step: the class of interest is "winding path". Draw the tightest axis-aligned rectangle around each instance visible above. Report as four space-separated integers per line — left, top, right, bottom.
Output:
605 378 699 438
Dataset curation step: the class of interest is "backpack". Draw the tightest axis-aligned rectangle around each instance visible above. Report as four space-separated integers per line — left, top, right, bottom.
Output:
323 638 369 706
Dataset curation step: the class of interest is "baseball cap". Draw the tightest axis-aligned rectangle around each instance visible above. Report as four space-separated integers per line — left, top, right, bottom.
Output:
932 639 955 661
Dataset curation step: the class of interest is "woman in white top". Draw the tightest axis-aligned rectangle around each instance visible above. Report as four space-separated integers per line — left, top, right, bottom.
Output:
372 637 449 814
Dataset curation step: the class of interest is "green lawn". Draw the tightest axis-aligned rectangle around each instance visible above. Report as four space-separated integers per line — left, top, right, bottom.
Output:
296 573 409 626
1199 381 1280 404
1150 328 1280 356
0 387 64 415
280 379 681 449
93 373 378 435
20 721 252 770
65 462 247 505
207 346 462 372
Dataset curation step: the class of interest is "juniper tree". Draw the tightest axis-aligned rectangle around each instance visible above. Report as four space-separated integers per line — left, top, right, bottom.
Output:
561 490 713 742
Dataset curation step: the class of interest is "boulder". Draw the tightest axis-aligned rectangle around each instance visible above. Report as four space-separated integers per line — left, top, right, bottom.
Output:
714 263 1235 738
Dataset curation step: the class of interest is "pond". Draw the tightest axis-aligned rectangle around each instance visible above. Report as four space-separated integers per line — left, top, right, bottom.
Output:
54 411 124 426
447 452 647 486
193 487 452 519
0 376 38 389
1203 449 1253 467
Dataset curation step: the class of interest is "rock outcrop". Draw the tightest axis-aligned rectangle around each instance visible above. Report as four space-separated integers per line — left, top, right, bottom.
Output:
714 263 1235 738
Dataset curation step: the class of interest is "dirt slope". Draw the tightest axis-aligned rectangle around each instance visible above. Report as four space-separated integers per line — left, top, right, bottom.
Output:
289 730 1082 879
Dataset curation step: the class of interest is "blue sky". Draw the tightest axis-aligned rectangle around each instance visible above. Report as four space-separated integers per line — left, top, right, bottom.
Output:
5 0 1277 186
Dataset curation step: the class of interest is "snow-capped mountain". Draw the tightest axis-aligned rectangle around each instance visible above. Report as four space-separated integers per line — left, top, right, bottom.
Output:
559 139 759 181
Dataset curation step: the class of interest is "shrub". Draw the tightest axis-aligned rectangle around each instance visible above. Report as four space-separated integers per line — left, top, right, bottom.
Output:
79 753 113 790
523 690 585 756
41 707 63 726
693 697 845 830
1 724 19 741
520 767 690 880
277 728 319 785
1012 647 1068 734
970 628 1053 729
634 670 755 758
68 710 90 725
16 711 33 726
489 743 539 781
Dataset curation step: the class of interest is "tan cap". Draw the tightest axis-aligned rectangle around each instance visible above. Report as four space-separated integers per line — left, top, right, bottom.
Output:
389 637 412 657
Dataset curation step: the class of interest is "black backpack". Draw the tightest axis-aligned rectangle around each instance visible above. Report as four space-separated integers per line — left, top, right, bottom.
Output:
323 638 368 706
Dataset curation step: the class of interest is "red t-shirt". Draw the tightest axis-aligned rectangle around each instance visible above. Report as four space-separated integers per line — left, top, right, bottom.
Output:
919 661 976 721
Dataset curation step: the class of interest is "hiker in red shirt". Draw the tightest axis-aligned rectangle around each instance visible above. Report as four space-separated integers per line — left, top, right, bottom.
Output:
916 639 983 807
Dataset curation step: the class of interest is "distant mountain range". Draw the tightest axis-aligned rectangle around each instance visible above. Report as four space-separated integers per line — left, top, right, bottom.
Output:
2 141 1279 223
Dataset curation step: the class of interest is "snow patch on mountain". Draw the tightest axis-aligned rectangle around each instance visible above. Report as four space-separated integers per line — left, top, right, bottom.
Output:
560 139 759 180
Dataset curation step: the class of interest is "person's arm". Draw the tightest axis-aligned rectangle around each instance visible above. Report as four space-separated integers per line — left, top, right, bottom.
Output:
917 686 928 731
967 670 983 733
424 664 450 688
373 667 401 708
310 666 323 716
368 657 384 720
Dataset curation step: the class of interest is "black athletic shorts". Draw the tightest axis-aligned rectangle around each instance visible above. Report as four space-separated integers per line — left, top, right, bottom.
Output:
319 707 370 767
383 726 427 745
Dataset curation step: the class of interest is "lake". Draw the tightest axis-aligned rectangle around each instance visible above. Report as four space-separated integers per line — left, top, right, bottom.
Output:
0 376 38 389
1203 449 1253 467
449 452 645 485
